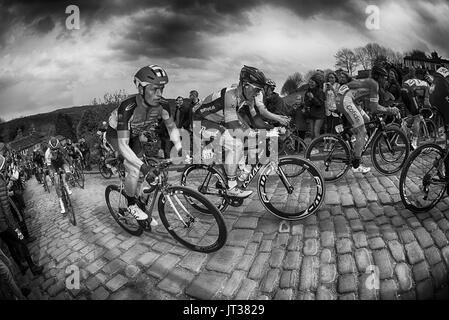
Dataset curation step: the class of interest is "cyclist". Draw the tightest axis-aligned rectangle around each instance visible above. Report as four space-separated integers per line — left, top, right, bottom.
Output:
106 65 182 223
194 65 273 198
78 138 91 170
32 148 45 184
335 64 401 174
45 137 72 214
64 139 84 170
401 68 432 150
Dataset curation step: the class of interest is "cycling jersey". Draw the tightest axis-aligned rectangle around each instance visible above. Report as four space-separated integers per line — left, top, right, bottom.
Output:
336 78 383 128
45 147 68 170
65 145 80 159
193 87 250 133
402 78 430 115
430 67 449 124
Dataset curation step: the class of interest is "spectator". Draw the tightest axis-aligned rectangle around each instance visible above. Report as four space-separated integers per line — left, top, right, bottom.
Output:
338 71 352 85
386 68 402 101
0 247 28 299
304 74 326 149
0 150 43 276
323 72 341 151
159 102 173 159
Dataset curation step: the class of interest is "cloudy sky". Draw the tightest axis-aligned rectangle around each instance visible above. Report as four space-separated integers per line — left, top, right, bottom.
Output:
0 0 448 120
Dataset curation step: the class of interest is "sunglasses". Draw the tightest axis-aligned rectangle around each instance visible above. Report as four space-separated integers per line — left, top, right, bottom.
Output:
246 82 263 92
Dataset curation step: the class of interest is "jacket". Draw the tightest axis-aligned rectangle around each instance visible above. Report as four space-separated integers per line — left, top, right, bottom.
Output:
0 175 15 233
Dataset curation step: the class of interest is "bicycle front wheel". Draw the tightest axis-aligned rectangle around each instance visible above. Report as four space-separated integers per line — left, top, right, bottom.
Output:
158 186 227 253
75 165 85 189
105 185 143 236
258 157 325 220
399 144 447 212
372 125 410 175
305 134 351 182
62 185 76 226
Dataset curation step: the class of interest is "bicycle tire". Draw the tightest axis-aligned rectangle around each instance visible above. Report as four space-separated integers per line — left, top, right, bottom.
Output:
279 136 307 156
43 174 50 193
399 143 447 212
305 134 351 182
62 185 76 226
258 157 325 220
105 185 143 236
158 186 227 253
180 164 229 213
99 160 112 179
75 164 85 189
371 125 410 175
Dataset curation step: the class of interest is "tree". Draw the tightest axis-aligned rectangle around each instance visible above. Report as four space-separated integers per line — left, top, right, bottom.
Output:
334 48 359 75
354 47 371 70
76 108 102 138
281 72 303 96
55 113 76 140
408 50 427 60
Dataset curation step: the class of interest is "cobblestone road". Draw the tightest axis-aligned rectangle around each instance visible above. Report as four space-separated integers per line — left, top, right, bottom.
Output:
15 167 449 300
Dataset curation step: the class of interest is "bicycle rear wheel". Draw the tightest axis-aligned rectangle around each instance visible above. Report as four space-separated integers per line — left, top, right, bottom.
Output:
372 125 410 175
417 119 437 146
62 185 76 226
99 160 112 179
258 157 325 220
180 164 228 213
305 134 351 182
399 144 447 212
158 186 227 253
105 185 143 236
75 164 85 189
279 136 307 156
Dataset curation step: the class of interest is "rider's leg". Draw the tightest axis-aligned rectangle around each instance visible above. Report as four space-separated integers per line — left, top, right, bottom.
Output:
221 130 253 198
123 159 150 221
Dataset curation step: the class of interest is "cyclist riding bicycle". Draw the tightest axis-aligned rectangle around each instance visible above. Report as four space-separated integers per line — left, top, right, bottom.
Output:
45 137 72 214
105 65 182 223
64 139 84 168
335 64 401 174
401 68 432 149
194 65 275 198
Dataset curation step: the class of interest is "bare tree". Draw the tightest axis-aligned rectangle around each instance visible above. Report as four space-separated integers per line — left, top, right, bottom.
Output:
335 48 359 75
281 72 303 96
354 47 371 70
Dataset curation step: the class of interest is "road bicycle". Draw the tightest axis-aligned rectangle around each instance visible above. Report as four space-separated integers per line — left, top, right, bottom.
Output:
180 128 325 221
399 126 449 212
305 114 410 182
67 158 85 189
105 157 227 253
278 122 308 156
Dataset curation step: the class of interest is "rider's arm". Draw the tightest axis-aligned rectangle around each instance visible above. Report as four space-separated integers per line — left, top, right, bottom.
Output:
116 103 144 168
351 79 394 114
162 109 182 151
75 146 83 158
254 92 285 123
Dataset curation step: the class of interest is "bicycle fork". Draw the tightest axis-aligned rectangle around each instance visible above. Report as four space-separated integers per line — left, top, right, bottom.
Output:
163 190 194 228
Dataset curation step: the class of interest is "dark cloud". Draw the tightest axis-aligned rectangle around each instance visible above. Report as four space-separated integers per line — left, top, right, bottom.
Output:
0 0 448 59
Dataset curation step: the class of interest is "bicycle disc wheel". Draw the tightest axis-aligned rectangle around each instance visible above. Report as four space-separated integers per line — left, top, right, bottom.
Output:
62 186 76 226
99 161 112 179
158 186 227 253
399 144 447 212
258 157 325 220
372 125 410 175
305 134 351 182
105 185 143 236
180 164 228 213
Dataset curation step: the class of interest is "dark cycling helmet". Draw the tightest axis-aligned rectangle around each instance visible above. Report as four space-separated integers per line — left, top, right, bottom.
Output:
240 65 266 88
49 137 60 150
66 139 72 146
371 64 388 78
134 65 168 89
266 78 276 88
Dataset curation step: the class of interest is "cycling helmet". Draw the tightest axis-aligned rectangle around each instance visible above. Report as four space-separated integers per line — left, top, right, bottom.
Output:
66 139 72 146
240 65 266 88
371 64 388 78
49 137 60 150
266 78 276 88
133 65 168 89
